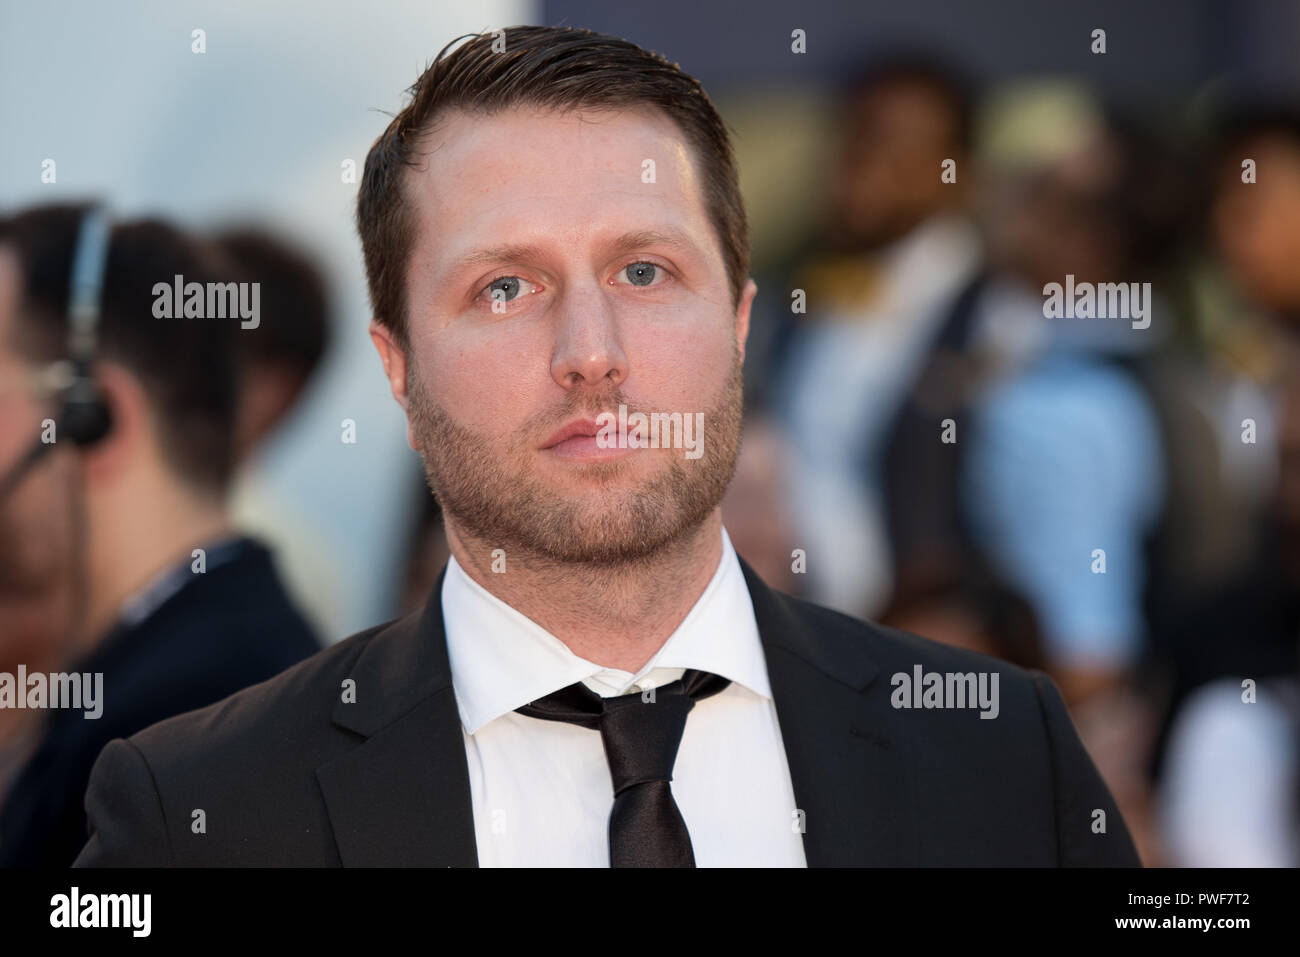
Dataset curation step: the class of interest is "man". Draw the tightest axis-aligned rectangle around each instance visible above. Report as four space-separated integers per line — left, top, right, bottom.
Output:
961 88 1171 709
1154 103 1300 865
76 26 1138 867
0 206 319 866
775 57 985 619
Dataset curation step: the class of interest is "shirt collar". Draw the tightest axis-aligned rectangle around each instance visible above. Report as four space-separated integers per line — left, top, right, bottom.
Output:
116 534 252 630
441 527 771 735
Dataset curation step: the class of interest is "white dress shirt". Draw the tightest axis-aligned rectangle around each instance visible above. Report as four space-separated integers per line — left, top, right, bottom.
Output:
1158 678 1300 867
441 528 808 867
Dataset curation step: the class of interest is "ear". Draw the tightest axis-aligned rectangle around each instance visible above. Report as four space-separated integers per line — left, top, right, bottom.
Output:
734 278 757 365
369 319 410 410
368 319 419 450
78 360 148 487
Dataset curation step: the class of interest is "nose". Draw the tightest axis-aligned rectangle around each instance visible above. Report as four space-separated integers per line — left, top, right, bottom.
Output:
549 281 628 391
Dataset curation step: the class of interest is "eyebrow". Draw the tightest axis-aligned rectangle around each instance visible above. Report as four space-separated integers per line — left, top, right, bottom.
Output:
451 227 706 274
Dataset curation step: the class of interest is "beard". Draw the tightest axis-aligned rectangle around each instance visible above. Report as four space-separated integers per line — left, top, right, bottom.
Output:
406 352 744 567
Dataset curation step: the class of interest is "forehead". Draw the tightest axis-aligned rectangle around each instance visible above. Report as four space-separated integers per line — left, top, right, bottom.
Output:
403 104 723 275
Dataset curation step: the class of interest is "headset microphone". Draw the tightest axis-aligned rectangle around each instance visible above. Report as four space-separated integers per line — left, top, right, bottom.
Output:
58 204 114 447
0 204 114 501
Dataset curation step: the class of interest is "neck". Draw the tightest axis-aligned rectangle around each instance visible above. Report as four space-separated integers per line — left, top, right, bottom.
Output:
77 474 231 659
445 511 725 673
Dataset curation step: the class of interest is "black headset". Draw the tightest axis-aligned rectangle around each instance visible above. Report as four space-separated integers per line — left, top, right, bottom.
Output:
0 204 114 501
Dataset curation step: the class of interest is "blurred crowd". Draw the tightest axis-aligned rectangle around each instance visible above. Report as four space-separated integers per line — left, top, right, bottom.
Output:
2 56 1299 867
720 59 1300 867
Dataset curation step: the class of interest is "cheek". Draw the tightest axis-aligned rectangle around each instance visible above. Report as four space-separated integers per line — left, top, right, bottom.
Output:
6 451 69 538
0 392 43 461
423 328 548 432
624 319 734 409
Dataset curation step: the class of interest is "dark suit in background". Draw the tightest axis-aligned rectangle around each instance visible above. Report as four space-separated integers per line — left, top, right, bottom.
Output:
74 557 1140 866
0 536 319 867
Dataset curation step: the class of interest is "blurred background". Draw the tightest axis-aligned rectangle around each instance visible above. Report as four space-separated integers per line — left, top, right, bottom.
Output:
3 0 1300 867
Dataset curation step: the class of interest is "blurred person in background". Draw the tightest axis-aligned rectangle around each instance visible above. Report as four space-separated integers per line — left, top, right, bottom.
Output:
0 239 78 829
878 564 1046 672
1153 103 1300 700
960 84 1183 709
215 226 345 642
214 228 331 465
1157 102 1300 866
0 204 319 866
781 74 1199 862
957 86 1206 862
775 72 1174 706
775 55 984 620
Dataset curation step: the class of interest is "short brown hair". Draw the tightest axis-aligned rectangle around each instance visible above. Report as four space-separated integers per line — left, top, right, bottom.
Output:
356 25 750 347
2 203 242 493
215 226 331 378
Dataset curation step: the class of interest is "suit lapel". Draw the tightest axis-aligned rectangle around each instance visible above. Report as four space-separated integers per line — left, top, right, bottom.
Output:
314 556 913 867
316 568 479 866
740 558 914 866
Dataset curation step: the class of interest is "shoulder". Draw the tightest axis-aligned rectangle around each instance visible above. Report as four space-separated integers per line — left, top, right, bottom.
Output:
115 540 322 679
78 613 417 866
767 584 1046 702
765 584 1078 818
121 614 400 777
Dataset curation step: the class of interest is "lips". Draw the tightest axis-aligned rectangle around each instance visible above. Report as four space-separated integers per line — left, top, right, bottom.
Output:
540 417 604 450
540 414 637 462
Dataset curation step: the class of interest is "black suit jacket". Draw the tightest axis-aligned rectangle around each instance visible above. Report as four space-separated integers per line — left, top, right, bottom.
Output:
74 558 1140 866
0 537 319 867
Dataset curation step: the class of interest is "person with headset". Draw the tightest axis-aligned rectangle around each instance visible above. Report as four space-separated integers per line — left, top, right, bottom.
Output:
0 203 321 866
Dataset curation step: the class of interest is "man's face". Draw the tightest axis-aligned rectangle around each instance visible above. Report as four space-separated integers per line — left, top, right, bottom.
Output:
1213 134 1300 316
831 80 961 250
0 247 76 654
384 105 754 565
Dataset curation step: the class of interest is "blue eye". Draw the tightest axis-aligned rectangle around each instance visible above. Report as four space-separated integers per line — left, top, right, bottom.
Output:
486 276 524 302
624 262 658 286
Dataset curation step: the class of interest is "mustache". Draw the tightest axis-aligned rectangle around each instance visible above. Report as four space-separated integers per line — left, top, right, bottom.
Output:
408 375 650 448
517 387 647 442
407 358 743 452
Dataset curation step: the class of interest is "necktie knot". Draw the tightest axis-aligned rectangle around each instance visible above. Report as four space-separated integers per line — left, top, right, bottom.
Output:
599 690 694 793
515 668 730 866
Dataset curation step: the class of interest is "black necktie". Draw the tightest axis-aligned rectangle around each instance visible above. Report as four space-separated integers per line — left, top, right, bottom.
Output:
515 668 730 867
